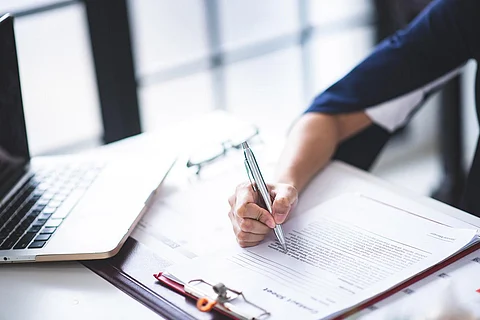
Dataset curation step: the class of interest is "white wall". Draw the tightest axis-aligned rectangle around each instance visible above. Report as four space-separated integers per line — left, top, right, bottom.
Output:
9 0 478 199
6 3 102 156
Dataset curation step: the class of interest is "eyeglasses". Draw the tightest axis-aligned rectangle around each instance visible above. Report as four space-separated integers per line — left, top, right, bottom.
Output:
186 126 261 175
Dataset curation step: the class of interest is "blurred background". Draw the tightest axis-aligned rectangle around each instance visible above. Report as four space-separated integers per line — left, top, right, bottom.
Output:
0 0 477 204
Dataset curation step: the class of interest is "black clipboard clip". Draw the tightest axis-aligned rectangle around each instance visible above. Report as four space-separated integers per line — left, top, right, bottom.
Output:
185 279 271 320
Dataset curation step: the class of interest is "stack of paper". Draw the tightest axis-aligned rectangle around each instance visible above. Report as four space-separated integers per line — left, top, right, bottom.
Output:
162 193 480 319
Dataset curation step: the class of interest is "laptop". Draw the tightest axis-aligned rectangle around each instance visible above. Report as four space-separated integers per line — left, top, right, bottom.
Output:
0 14 175 263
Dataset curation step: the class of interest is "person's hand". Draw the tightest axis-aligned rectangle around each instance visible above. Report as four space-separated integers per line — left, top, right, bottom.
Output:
228 182 298 247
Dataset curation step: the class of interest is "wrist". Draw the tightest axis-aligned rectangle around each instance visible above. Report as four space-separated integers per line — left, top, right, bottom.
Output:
274 173 304 193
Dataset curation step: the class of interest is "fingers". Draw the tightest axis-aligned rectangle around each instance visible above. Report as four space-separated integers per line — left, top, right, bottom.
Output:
271 184 298 224
228 211 269 248
228 194 235 207
236 203 275 228
228 181 297 248
230 183 275 228
233 182 256 215
228 210 271 235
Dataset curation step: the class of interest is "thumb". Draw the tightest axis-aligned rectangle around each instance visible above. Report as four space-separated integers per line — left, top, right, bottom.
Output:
272 185 297 224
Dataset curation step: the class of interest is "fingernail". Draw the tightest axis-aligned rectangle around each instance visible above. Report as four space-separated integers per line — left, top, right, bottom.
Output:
266 220 275 228
274 211 287 224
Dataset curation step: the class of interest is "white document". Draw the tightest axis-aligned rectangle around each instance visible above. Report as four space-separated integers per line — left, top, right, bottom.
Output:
129 133 278 268
353 249 480 319
165 194 479 320
294 162 480 230
130 165 242 266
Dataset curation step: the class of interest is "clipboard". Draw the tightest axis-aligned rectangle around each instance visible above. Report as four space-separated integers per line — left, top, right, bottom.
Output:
154 272 271 320
152 241 480 320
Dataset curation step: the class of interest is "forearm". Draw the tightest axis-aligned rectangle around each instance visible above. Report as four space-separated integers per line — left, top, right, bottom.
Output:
274 112 371 193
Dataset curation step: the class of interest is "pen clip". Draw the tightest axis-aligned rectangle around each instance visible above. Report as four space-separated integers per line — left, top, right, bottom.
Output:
244 159 257 192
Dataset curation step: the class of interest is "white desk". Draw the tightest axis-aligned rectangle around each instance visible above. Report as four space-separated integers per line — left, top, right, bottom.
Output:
0 262 160 320
2 112 480 320
0 112 259 320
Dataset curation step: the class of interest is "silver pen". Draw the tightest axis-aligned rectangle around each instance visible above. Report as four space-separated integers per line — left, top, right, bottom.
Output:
241 142 287 251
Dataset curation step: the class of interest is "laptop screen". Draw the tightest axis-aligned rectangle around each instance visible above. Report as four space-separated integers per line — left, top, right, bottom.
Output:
0 14 30 202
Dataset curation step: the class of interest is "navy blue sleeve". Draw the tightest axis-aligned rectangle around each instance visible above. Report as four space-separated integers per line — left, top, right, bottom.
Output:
306 0 480 115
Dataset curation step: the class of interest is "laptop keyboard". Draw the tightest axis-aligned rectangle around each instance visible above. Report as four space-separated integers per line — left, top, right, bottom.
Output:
0 163 104 250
